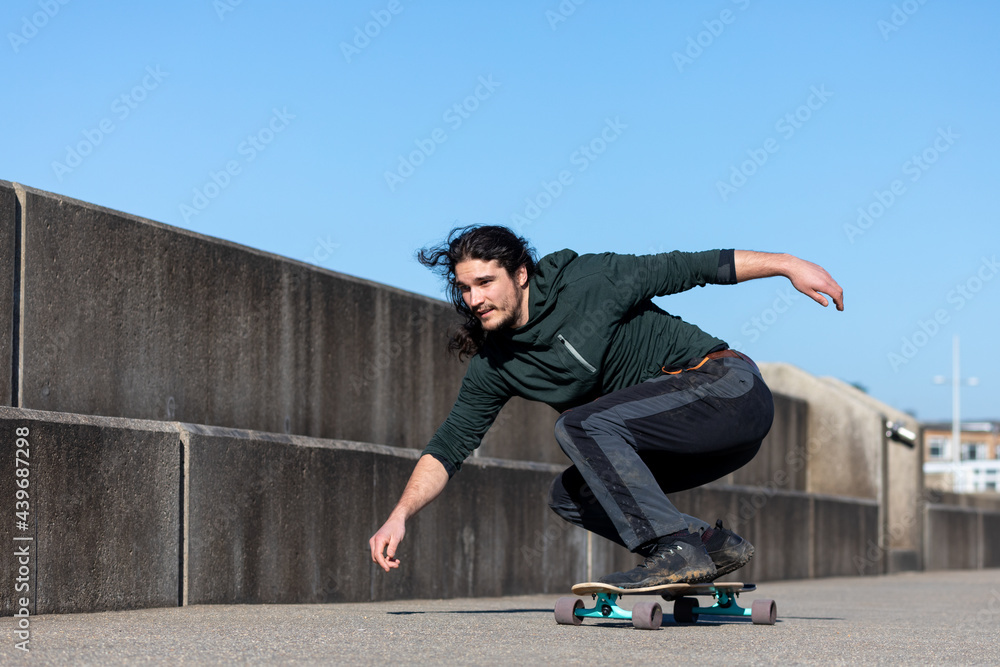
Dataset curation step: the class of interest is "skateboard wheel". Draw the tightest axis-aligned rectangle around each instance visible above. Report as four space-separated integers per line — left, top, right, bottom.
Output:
751 599 777 625
673 597 699 624
631 601 662 630
555 597 584 626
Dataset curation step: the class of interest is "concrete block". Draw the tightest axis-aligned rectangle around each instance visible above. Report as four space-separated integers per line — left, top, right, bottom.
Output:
186 423 580 604
924 505 980 571
744 491 814 582
813 496 880 578
185 426 378 605
478 397 560 464
729 392 808 492
822 375 923 556
672 485 813 583
0 407 180 615
371 454 585 600
889 549 921 573
760 363 880 499
14 183 558 462
983 513 1000 569
0 181 15 408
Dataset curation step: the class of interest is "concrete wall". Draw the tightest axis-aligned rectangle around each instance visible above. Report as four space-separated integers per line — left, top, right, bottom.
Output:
1 406 888 615
759 363 924 573
819 375 924 572
726 392 808 492
0 407 181 615
0 182 15 408
3 182 993 617
759 363 880 499
0 406 588 614
923 490 1000 571
183 422 588 604
6 181 558 463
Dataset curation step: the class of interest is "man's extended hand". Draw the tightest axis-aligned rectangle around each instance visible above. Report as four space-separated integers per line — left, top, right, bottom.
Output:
370 515 405 572
785 255 844 311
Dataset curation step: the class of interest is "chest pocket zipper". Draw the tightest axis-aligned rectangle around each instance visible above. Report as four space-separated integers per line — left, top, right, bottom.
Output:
557 334 597 374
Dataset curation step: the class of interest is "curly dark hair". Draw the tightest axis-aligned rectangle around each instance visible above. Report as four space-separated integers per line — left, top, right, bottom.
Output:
417 225 537 359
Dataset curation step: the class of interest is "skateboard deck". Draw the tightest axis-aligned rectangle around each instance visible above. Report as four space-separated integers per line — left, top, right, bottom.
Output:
571 580 754 599
556 580 776 630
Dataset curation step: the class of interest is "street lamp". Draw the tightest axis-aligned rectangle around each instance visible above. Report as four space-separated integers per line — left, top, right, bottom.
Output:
932 335 978 493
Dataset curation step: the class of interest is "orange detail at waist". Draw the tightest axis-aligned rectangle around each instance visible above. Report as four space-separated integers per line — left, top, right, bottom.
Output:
661 349 756 375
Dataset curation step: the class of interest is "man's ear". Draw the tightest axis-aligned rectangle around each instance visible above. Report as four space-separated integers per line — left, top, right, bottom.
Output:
515 264 528 288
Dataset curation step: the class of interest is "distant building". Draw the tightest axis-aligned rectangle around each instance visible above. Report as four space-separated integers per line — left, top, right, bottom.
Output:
923 421 1000 493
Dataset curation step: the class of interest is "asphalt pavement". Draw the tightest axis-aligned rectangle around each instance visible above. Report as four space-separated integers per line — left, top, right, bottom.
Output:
3 569 999 665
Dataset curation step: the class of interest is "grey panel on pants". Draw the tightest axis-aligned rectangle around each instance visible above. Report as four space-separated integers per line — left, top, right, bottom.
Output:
565 360 756 549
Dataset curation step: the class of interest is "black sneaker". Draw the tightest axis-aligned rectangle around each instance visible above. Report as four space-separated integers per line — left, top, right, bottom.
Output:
599 533 717 589
701 520 754 579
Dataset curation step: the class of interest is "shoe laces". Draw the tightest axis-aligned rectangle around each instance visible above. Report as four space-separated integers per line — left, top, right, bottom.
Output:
640 542 684 568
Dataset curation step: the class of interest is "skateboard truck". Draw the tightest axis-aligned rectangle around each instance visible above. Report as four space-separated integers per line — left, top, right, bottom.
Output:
556 592 662 630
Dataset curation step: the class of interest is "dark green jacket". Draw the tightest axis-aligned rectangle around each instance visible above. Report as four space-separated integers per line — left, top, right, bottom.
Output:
424 248 737 474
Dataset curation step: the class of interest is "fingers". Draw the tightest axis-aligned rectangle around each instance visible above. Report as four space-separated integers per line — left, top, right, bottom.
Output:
815 276 845 312
792 258 844 312
829 283 845 311
369 523 403 572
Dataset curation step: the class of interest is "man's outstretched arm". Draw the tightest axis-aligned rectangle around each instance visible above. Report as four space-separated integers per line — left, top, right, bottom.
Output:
369 454 450 572
734 250 844 311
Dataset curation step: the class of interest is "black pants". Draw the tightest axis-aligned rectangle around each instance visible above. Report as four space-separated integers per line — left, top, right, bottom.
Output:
548 355 774 552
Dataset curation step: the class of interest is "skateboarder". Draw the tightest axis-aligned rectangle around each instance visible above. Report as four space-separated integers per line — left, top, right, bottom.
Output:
370 225 843 588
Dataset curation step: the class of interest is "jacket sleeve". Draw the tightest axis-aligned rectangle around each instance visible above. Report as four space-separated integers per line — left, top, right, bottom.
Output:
421 358 510 477
602 249 736 301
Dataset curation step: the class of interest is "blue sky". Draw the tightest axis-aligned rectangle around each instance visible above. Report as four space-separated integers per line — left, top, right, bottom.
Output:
3 1 998 421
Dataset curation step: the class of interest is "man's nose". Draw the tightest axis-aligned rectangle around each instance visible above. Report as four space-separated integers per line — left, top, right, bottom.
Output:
469 288 484 306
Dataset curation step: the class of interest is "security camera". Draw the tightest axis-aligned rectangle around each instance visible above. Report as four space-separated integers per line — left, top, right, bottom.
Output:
885 420 917 448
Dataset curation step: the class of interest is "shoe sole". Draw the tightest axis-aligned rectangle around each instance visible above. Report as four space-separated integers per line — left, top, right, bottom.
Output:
611 565 719 589
710 544 754 580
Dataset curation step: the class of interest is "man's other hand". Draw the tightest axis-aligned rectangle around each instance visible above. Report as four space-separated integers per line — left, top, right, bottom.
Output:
370 516 405 572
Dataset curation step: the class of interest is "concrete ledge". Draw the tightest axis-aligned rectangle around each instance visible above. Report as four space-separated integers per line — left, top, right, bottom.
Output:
0 406 952 617
0 407 181 615
983 512 1000 569
0 181 15 408
814 495 880 578
184 423 589 603
728 392 808 491
925 505 981 570
670 485 878 582
889 549 921 573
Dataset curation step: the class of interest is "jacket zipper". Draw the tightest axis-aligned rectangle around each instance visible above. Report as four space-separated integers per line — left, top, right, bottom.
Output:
557 334 597 374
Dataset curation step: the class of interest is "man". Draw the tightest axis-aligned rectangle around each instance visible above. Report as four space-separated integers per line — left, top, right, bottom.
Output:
370 225 843 587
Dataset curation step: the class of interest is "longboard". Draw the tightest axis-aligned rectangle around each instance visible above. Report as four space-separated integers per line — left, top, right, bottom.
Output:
555 581 777 630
